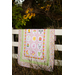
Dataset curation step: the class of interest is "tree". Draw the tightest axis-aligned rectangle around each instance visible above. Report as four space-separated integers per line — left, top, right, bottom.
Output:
12 0 62 29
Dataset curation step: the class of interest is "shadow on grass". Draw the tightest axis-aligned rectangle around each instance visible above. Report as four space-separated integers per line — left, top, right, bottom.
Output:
12 59 62 75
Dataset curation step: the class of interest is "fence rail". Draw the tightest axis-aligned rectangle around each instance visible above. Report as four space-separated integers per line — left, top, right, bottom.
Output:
12 29 62 66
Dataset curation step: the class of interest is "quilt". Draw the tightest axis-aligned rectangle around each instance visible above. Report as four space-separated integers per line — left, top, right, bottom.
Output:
18 29 55 71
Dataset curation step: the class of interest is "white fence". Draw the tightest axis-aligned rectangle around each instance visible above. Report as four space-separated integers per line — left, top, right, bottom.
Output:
12 29 62 66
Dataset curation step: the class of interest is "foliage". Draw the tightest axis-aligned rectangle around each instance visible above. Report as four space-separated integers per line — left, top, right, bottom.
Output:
12 0 62 29
12 4 29 29
23 7 35 20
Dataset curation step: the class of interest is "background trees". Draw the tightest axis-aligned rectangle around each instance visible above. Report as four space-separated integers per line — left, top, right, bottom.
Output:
12 0 62 29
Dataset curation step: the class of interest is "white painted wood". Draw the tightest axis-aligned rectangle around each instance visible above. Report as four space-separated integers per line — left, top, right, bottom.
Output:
55 44 62 51
12 46 14 54
12 54 62 66
12 54 18 59
12 42 62 51
54 59 62 66
55 29 62 35
12 42 18 47
12 29 62 35
12 34 14 54
12 29 19 34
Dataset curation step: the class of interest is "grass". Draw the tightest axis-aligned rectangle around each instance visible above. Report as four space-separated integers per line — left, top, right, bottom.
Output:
12 59 62 75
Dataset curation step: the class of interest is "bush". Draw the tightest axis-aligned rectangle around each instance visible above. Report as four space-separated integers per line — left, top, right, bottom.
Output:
12 0 62 29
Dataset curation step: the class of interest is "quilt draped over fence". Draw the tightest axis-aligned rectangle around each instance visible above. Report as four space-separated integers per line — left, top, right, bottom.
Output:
18 29 55 71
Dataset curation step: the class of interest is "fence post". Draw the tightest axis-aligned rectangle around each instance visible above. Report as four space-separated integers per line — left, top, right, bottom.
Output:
12 28 14 55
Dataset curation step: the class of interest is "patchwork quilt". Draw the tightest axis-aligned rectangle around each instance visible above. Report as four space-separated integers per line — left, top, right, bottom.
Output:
18 29 55 71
